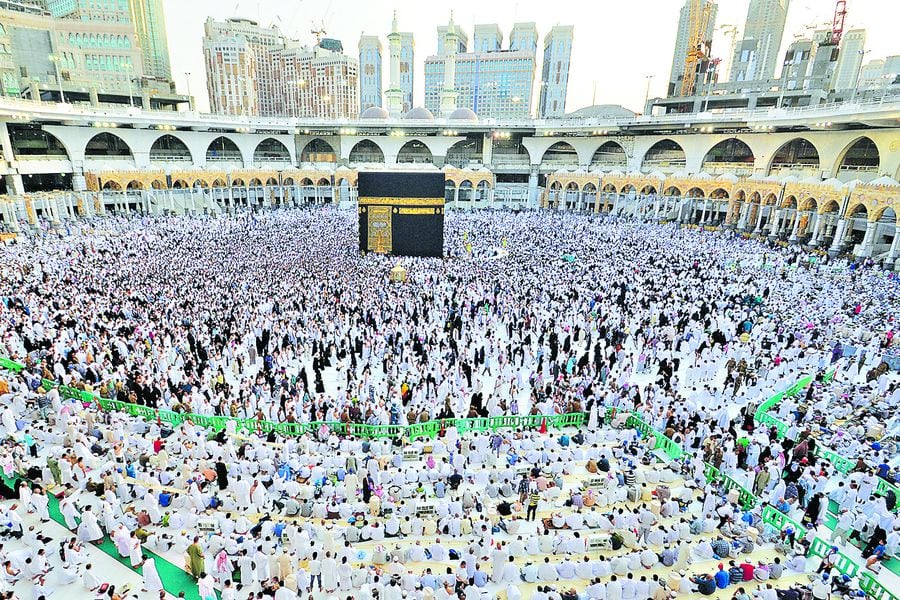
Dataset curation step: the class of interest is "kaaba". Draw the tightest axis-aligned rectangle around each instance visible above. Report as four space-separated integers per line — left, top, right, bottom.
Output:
357 171 445 257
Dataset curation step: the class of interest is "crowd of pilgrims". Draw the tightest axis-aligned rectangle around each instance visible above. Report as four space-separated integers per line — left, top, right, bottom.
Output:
0 208 897 600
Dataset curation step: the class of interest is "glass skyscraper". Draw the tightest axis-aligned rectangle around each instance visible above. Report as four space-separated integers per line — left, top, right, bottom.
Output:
127 0 172 80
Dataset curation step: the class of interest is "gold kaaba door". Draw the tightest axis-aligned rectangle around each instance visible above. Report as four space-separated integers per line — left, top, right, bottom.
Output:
367 205 393 253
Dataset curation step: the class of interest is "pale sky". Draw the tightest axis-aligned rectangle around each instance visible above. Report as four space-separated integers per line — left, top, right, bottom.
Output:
164 0 900 115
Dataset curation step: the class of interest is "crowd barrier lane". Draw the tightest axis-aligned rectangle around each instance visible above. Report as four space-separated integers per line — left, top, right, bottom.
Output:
2 354 591 440
763 505 898 600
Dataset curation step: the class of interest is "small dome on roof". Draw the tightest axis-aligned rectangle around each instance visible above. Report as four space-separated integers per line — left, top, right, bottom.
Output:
404 106 435 120
360 106 389 120
448 107 478 122
868 175 900 187
564 104 636 120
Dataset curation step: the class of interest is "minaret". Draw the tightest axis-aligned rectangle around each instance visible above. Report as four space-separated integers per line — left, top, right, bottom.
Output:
439 12 459 117
385 11 404 117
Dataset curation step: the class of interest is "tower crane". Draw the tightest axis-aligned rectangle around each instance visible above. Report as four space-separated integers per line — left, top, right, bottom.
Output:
680 0 715 97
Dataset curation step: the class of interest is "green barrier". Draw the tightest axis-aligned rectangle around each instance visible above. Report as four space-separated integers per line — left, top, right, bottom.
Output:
703 462 760 510
0 357 24 373
0 354 589 440
760 503 803 532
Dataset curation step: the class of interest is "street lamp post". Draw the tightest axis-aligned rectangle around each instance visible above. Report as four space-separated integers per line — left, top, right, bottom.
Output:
48 54 65 103
184 72 192 111
643 75 653 113
850 50 871 102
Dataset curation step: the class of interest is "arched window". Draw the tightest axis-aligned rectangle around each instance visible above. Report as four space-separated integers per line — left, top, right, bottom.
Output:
85 132 132 158
206 136 242 162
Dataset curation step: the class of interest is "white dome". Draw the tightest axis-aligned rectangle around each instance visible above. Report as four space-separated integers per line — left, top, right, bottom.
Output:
868 175 900 187
360 106 389 120
448 107 478 122
404 106 435 121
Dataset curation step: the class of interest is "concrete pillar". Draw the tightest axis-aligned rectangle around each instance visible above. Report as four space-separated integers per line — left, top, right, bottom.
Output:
737 203 750 229
527 169 539 208
789 211 802 242
768 209 780 235
829 219 848 254
857 221 878 257
810 214 825 246
754 205 765 233
89 86 99 107
482 135 493 166
141 91 151 110
885 226 900 268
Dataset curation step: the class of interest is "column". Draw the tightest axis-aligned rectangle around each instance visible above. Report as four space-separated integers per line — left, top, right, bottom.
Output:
829 218 848 254
482 134 493 167
789 212 801 241
810 214 824 246
737 203 749 230
885 226 900 269
527 169 539 208
857 221 878 257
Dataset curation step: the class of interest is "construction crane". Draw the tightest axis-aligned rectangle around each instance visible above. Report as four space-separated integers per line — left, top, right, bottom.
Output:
822 0 847 46
311 21 327 44
680 0 715 97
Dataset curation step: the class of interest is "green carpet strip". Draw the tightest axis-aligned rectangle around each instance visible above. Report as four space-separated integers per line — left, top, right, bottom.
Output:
2 473 205 600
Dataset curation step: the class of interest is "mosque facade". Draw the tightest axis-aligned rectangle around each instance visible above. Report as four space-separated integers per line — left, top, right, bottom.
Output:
0 95 898 264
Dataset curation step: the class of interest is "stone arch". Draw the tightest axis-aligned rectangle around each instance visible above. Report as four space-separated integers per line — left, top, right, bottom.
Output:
542 141 579 168
348 139 385 164
565 181 580 192
590 141 627 169
444 180 456 203
799 197 818 212
641 139 686 172
601 183 617 194
819 199 840 215
150 134 192 162
211 178 227 187
254 138 291 163
8 125 71 159
663 186 682 196
102 180 122 190
446 139 481 168
845 202 868 220
872 206 896 226
126 180 143 190
206 136 242 162
316 177 331 187
265 177 278 186
231 178 246 187
85 132 132 158
685 187 705 198
768 138 820 175
641 185 657 195
709 188 730 199
248 178 263 187
782 195 798 209
300 138 337 163
193 179 209 189
171 179 188 189
300 178 314 186
150 179 166 189
397 140 433 164
282 177 294 186
459 180 474 202
833 136 880 176
475 180 490 202
702 138 755 173
763 193 778 205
